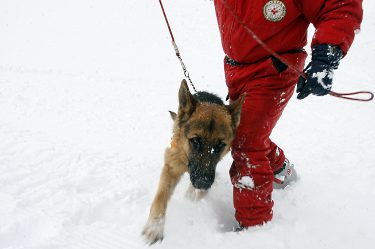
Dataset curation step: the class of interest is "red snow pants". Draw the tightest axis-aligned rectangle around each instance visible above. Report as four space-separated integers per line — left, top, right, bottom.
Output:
225 52 307 227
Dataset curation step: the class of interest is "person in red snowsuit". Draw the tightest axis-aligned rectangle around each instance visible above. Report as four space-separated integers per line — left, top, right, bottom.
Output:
213 0 363 228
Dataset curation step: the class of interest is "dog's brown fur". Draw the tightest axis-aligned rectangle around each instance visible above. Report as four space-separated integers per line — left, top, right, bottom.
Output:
142 80 245 244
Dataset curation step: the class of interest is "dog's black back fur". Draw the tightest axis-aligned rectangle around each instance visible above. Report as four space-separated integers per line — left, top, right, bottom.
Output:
193 91 224 106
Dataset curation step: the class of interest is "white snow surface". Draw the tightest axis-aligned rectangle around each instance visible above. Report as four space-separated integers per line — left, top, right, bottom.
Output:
1 0 374 248
312 69 332 89
236 176 255 189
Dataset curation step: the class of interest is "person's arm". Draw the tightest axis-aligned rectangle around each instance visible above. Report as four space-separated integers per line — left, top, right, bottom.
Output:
297 0 363 55
295 0 363 99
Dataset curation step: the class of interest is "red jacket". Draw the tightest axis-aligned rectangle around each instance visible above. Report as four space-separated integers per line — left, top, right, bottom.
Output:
214 0 363 63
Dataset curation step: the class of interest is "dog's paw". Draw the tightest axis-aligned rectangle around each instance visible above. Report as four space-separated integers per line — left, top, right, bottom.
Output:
142 218 165 245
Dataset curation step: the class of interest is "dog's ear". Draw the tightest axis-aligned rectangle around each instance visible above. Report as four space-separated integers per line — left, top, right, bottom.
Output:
178 79 197 123
169 111 177 121
227 93 246 129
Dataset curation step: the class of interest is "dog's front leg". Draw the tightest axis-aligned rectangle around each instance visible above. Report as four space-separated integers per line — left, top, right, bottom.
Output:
142 152 186 245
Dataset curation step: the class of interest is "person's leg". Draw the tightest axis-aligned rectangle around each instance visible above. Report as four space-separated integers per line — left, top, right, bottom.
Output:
229 79 295 227
224 52 307 227
267 141 286 173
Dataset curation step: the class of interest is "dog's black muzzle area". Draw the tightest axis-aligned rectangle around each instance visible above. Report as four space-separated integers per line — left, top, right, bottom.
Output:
187 137 225 190
188 160 217 190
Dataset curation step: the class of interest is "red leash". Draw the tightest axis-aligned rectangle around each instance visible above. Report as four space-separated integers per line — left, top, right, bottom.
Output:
220 0 373 102
329 91 374 101
158 0 197 93
158 0 175 44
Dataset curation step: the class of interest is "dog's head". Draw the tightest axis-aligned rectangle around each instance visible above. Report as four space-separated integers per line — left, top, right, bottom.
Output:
173 79 245 190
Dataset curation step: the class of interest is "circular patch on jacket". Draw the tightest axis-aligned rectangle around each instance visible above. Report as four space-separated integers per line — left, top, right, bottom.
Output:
263 0 286 22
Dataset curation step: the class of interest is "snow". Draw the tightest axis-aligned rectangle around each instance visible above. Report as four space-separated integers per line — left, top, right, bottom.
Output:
312 69 333 89
0 0 374 248
236 176 255 189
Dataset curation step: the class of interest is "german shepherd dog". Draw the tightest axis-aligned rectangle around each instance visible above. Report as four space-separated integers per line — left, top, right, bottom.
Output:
142 80 245 244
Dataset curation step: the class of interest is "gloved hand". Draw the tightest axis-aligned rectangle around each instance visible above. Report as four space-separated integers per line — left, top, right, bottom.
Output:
297 44 343 99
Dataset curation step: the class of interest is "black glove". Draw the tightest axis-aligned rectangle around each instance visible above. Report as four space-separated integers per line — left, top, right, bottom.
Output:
297 44 343 100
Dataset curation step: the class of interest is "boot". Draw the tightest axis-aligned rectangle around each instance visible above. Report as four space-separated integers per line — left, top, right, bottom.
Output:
273 159 297 189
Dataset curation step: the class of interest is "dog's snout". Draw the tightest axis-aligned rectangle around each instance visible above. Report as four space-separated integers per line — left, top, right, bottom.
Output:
191 175 214 190
188 147 221 190
189 166 215 190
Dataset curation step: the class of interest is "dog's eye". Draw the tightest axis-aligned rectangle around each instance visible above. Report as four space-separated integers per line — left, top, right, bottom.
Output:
213 141 226 154
189 137 202 150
